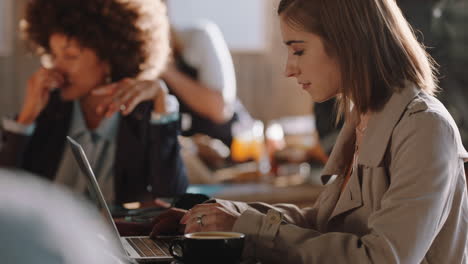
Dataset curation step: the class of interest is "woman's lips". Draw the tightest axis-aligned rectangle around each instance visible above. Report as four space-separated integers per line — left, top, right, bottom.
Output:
301 83 311 90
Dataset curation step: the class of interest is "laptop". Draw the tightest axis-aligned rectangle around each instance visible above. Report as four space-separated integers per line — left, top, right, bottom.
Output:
67 136 175 263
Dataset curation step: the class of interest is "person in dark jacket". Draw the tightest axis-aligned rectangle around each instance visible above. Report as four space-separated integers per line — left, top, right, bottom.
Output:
0 0 188 204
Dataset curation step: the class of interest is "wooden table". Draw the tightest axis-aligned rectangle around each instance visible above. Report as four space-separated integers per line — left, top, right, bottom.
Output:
188 182 324 208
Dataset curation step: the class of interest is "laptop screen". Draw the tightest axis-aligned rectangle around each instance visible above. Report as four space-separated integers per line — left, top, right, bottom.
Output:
67 136 124 242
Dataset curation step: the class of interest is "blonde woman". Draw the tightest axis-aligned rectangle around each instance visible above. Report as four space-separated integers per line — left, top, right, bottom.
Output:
150 0 468 263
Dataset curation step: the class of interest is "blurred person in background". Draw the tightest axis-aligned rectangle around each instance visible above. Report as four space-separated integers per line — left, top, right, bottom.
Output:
161 2 254 181
163 20 249 148
0 0 187 204
150 0 468 263
0 168 127 264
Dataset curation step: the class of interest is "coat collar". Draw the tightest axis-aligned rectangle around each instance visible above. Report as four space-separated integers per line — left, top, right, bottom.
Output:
68 101 120 142
321 84 421 183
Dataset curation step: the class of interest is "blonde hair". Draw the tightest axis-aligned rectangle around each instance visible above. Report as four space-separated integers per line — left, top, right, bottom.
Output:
278 0 437 120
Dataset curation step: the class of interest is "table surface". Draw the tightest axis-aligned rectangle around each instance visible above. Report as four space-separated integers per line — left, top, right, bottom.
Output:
218 183 323 206
188 182 324 208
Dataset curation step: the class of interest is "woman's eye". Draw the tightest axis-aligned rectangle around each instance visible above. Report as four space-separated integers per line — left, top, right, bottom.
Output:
293 50 304 56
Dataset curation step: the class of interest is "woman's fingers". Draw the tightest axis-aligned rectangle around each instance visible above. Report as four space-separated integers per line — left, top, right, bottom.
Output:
110 81 132 101
180 203 217 224
45 70 65 90
95 79 141 116
103 104 118 118
94 78 163 117
150 216 183 237
92 83 119 95
94 82 132 116
184 214 220 234
149 208 187 238
108 89 141 116
18 67 63 124
120 91 142 116
35 69 60 102
95 96 114 115
184 213 205 233
180 203 240 234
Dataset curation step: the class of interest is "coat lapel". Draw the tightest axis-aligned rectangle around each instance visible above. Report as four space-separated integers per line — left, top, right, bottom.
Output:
316 114 357 229
358 85 420 166
315 176 343 231
318 84 422 226
320 113 357 184
327 168 363 222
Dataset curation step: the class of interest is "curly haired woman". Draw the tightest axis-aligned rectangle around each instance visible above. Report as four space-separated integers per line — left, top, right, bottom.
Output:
0 0 188 204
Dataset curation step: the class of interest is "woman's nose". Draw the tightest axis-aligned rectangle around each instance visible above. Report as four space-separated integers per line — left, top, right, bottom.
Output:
284 58 299 78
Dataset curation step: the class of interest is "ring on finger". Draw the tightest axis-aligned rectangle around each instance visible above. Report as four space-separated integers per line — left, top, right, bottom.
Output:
196 214 205 227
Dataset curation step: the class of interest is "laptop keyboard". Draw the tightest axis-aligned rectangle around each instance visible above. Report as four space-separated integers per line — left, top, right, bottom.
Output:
126 237 171 257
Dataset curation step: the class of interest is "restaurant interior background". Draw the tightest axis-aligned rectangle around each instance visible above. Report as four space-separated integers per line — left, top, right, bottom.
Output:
1 0 466 205
0 0 312 122
0 0 323 206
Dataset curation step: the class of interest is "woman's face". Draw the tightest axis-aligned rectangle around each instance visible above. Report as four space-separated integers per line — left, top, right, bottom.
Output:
48 34 109 100
280 17 341 103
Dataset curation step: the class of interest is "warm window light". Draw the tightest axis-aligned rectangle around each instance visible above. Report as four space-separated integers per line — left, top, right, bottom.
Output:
266 123 284 141
167 0 268 52
123 202 141 210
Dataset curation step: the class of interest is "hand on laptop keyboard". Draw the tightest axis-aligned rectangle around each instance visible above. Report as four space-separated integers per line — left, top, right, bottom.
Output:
150 207 187 238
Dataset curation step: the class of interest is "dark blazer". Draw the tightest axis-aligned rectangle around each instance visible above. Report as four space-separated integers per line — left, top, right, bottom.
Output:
0 92 188 203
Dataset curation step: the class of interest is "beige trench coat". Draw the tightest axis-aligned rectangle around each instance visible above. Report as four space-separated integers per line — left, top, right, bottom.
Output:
218 85 468 263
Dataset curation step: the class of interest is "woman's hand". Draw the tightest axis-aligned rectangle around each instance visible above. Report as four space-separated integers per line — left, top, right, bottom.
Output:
180 203 241 234
92 78 167 117
17 67 65 124
149 208 187 238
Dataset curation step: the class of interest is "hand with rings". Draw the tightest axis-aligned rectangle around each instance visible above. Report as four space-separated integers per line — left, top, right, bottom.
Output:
196 214 206 227
92 78 167 117
180 203 241 234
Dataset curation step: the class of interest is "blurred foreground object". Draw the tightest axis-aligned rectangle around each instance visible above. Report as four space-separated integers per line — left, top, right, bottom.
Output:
0 168 126 264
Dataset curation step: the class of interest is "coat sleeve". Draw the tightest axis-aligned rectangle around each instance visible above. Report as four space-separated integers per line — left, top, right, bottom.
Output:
231 110 463 264
215 198 320 229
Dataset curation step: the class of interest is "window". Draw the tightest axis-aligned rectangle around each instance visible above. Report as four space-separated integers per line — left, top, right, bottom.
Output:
168 0 268 52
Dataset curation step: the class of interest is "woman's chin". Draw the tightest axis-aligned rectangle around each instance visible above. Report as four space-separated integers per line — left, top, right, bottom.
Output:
309 92 338 103
310 95 332 103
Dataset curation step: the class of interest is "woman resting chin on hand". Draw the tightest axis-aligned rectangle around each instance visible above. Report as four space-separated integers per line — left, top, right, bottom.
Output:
0 0 188 204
